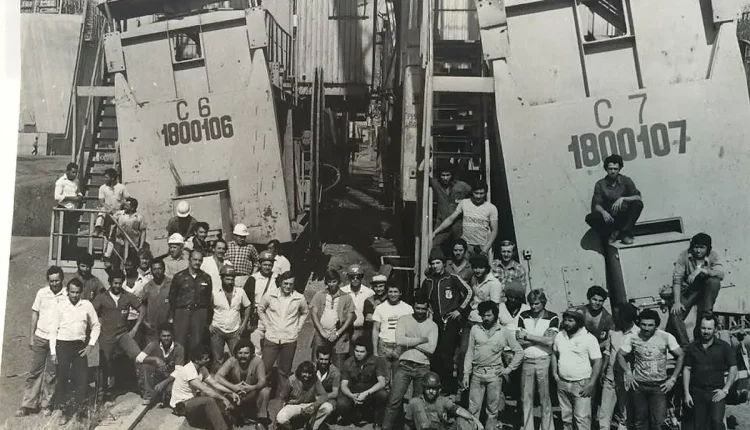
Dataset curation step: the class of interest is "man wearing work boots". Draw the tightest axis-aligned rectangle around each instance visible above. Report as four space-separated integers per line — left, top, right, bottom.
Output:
417 248 472 394
585 154 643 245
405 372 483 430
432 181 499 258
667 232 725 346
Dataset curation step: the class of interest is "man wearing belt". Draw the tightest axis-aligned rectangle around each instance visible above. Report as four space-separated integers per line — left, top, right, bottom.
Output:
163 233 190 279
49 278 101 424
552 308 603 430
169 249 213 357
209 264 251 372
463 301 524 430
341 264 375 343
372 284 413 383
383 293 438 430
226 223 259 288
244 251 278 357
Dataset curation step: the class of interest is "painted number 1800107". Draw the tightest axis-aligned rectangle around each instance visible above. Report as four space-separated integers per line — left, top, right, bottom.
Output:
567 94 688 169
162 97 234 146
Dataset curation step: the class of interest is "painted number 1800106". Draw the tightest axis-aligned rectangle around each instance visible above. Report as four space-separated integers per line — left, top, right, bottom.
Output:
567 94 688 169
162 97 234 146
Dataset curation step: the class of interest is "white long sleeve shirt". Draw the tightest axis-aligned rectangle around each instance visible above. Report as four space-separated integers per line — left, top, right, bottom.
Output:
48 299 101 356
54 175 80 209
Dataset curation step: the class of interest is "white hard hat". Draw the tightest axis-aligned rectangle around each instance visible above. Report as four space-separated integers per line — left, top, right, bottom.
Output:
372 275 387 283
233 223 249 236
176 200 191 218
168 233 185 244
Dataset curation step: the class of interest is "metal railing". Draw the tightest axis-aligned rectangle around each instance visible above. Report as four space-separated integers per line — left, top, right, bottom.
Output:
265 10 294 84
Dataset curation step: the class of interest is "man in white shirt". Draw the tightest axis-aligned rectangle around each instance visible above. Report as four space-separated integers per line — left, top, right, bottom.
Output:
54 163 82 256
202 239 230 292
244 251 278 357
15 266 67 418
210 265 251 372
49 278 101 424
94 168 129 236
432 181 499 258
552 308 603 430
372 284 414 382
341 264 375 344
267 239 291 275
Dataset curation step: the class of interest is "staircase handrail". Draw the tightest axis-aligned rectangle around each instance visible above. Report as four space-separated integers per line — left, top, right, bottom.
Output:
51 207 143 254
75 34 107 175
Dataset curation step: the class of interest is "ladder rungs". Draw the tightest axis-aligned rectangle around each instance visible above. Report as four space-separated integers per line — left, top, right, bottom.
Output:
432 76 495 94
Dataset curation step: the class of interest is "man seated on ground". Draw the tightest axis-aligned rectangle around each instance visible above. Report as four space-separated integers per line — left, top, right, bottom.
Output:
447 239 473 284
155 346 239 430
406 372 483 430
337 337 389 429
667 232 725 346
432 181 498 258
136 323 185 405
491 240 527 294
585 154 643 245
214 339 271 429
276 361 335 430
314 346 341 417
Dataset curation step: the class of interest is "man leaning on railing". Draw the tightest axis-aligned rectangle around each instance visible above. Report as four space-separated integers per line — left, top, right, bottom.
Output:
54 163 83 257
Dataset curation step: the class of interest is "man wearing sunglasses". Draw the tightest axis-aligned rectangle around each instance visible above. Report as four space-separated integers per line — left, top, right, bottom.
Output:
341 265 375 345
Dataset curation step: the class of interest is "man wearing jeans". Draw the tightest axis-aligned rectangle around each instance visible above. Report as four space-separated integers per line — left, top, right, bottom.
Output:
383 294 438 430
617 309 684 430
552 308 602 430
667 233 724 345
463 301 524 430
682 312 737 430
516 289 559 430
209 264 251 372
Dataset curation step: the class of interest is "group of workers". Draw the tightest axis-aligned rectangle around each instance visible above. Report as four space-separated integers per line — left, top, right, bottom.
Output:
19 152 738 430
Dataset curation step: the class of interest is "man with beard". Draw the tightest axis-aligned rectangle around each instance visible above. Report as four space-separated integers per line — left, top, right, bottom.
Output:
169 250 213 356
417 248 472 395
310 269 356 368
446 239 473 284
667 233 725 345
215 339 271 429
682 312 737 430
72 251 106 301
432 182 498 259
372 284 413 383
245 251 279 356
210 265 251 372
276 361 334 430
341 265 375 345
552 308 602 430
463 301 524 430
383 294 439 430
141 260 172 343
202 239 230 292
516 289 559 430
405 372 482 430
429 163 472 255
363 274 388 332
163 233 190 278
581 286 614 353
226 223 259 288
49 278 100 424
598 303 638 430
459 254 503 387
338 337 389 428
498 288 530 331
92 269 145 401
491 240 527 296
136 323 185 405
314 346 341 410
618 309 684 430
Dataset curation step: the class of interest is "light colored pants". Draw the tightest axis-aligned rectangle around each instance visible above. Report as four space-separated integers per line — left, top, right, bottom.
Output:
250 326 265 357
468 367 503 430
598 374 629 430
276 401 334 430
557 378 592 430
521 355 553 430
20 335 56 410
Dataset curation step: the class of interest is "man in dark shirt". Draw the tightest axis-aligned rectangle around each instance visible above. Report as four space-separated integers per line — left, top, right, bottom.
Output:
72 252 106 301
169 249 213 357
585 154 643 245
91 269 144 401
682 312 737 430
136 323 185 405
581 286 614 352
141 259 172 344
276 361 333 430
337 337 389 428
430 163 472 255
446 239 473 284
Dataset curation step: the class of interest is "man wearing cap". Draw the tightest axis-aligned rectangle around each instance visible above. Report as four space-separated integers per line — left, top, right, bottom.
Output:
552 308 603 430
210 264 252 373
169 250 213 356
446 239 473 284
417 248 472 394
244 251 279 356
363 275 389 332
667 232 724 346
71 251 107 301
163 233 190 279
491 240 527 296
341 265 376 343
405 372 482 430
166 200 200 239
226 223 260 288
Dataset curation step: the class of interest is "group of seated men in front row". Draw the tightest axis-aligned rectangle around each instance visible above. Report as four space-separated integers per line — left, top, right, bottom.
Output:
15 217 735 430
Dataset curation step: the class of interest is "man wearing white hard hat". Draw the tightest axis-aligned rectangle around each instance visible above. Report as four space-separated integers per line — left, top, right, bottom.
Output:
165 200 199 239
341 265 375 343
225 223 259 289
163 233 190 279
245 251 278 357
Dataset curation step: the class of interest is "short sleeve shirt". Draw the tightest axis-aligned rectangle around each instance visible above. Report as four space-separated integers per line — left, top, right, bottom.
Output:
554 328 602 381
32 286 67 340
620 330 680 383
113 210 147 244
405 396 460 428
98 183 128 212
282 375 327 404
459 199 498 246
341 355 387 393
373 301 414 343
211 287 251 333
684 338 736 390
318 364 341 394
170 363 203 407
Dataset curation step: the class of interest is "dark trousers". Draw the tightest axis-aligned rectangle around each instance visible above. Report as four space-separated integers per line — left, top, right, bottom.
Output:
140 363 171 401
178 396 229 430
58 207 80 258
174 307 208 357
20 334 56 410
431 318 462 394
56 340 88 417
336 389 389 425
99 333 142 401
261 340 297 395
682 388 726 430
234 387 271 422
631 381 668 430
585 200 643 239
666 276 722 345
384 360 431 430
